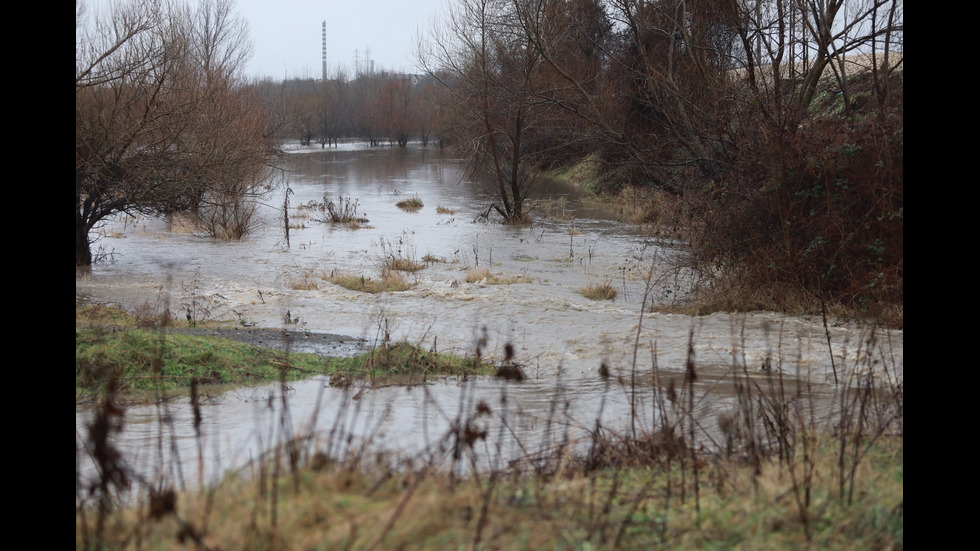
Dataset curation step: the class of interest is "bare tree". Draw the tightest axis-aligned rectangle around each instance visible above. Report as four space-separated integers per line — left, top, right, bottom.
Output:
423 0 903 307
419 0 559 223
75 0 277 267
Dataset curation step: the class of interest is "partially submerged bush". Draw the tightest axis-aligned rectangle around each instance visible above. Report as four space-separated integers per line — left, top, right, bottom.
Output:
396 194 424 212
329 269 412 293
288 277 320 291
681 76 903 321
299 195 369 227
464 267 531 285
384 257 424 273
579 282 617 301
326 195 364 223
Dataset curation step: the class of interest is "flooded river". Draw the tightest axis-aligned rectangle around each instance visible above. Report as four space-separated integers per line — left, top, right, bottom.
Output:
76 143 903 490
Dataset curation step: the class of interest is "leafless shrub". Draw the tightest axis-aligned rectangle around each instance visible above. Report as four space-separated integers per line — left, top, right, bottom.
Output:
379 236 424 273
325 195 364 224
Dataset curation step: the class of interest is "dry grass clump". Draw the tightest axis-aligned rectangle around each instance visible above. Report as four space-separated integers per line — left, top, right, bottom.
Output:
385 257 425 273
615 187 689 240
379 237 424 272
464 267 492 283
396 194 424 212
329 269 412 293
579 282 617 301
435 206 455 214
288 277 320 291
166 211 203 234
464 267 531 285
287 266 326 291
76 303 137 327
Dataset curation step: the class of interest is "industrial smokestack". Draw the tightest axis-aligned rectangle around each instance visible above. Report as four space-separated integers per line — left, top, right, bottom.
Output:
321 21 327 81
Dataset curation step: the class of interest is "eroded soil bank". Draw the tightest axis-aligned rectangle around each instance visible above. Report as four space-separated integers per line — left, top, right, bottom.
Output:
174 327 370 357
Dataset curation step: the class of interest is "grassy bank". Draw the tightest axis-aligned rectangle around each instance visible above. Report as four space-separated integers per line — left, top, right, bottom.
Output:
75 305 494 401
78 433 902 549
76 326 330 396
547 154 903 330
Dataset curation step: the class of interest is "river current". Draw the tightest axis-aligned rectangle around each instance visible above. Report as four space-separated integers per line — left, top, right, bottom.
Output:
76 143 903 490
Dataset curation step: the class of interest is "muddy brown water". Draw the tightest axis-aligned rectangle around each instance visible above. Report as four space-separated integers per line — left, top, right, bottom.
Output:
76 143 903 491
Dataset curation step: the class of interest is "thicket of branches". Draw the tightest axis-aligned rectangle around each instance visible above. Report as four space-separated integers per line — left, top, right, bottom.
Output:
75 0 280 267
262 69 454 151
416 0 903 313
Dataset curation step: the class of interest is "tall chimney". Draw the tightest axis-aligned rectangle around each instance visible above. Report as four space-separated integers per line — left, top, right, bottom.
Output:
321 21 327 81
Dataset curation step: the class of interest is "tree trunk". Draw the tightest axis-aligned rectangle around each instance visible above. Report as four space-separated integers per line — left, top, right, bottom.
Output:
76 220 92 267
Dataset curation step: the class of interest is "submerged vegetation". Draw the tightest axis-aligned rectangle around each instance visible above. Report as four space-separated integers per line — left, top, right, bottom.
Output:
580 281 618 301
328 269 413 293
396 194 425 212
464 267 532 285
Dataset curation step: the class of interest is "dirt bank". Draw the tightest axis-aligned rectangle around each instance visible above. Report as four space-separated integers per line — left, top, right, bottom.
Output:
178 327 371 358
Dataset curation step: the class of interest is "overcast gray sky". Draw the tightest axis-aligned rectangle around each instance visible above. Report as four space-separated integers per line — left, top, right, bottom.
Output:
235 0 447 80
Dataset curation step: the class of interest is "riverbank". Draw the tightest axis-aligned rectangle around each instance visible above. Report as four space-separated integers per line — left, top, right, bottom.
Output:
175 326 370 356
547 156 903 330
77 306 903 549
79 380 903 549
76 304 493 402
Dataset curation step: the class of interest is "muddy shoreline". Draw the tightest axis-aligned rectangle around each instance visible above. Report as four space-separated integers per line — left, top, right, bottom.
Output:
177 327 371 358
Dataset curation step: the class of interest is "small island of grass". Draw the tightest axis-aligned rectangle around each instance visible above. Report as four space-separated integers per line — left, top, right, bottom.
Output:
76 305 494 401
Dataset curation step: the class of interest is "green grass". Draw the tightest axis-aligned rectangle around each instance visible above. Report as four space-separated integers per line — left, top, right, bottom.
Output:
328 340 494 384
75 327 329 396
76 305 492 399
546 152 605 195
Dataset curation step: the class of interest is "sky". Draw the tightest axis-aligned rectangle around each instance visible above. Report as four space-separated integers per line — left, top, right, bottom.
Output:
234 0 448 80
